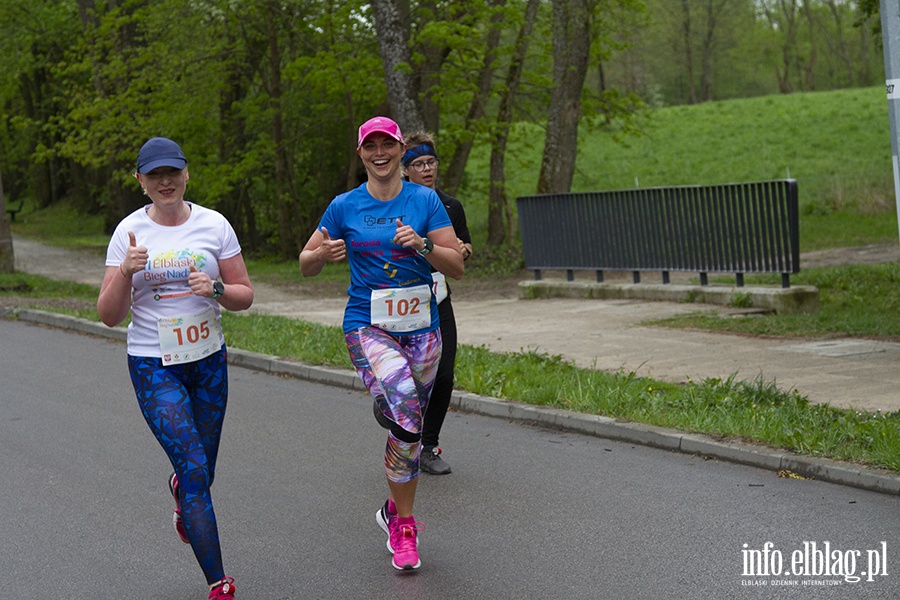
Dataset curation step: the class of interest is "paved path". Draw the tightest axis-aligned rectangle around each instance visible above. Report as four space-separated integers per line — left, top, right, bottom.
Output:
11 235 900 413
5 319 897 598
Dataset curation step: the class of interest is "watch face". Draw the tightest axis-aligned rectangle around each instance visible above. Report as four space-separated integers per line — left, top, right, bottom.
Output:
214 281 225 296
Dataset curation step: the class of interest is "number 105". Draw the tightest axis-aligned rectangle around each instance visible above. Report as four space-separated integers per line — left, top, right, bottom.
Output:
172 320 211 345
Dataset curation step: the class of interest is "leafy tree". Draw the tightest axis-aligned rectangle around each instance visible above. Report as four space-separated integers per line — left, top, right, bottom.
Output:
856 0 880 38
0 0 82 212
0 0 886 264
486 0 541 248
438 0 507 197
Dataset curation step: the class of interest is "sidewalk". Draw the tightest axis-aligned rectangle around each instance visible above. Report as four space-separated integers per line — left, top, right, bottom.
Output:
8 235 900 495
11 235 899 414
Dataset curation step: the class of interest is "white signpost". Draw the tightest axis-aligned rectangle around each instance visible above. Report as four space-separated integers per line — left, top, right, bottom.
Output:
880 0 900 243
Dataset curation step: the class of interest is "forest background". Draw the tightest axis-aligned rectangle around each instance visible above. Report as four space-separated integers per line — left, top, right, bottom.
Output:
0 0 891 268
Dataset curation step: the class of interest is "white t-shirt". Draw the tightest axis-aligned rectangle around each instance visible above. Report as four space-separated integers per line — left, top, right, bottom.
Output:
105 203 242 357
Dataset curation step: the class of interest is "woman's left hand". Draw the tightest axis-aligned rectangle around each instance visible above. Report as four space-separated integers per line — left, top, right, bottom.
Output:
188 265 215 298
393 219 425 252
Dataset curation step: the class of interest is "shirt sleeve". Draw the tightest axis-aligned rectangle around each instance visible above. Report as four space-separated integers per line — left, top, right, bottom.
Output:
426 191 452 233
105 223 130 267
319 199 344 239
219 217 242 260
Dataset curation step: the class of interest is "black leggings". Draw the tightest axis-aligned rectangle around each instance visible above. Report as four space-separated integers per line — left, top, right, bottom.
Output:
422 298 456 449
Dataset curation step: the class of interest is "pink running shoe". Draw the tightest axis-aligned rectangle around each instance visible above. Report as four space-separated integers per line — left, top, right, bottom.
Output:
389 517 425 571
168 472 190 544
208 576 236 600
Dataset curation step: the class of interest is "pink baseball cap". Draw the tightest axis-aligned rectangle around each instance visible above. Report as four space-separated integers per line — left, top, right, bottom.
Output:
357 116 404 148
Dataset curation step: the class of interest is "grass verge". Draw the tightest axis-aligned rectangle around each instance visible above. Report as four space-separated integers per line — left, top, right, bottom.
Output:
651 263 900 339
2 271 897 473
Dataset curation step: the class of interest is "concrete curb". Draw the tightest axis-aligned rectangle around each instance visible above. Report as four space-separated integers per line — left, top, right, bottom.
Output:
518 280 821 315
11 308 898 497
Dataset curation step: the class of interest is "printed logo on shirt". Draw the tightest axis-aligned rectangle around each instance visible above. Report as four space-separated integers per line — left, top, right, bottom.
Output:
363 214 406 227
142 249 208 301
351 239 385 259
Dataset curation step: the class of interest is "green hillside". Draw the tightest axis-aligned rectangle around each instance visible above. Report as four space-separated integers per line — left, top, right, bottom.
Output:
9 86 899 255
461 86 899 251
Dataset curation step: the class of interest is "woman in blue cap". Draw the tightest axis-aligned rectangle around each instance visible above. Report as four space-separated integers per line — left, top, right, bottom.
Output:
98 137 253 600
300 116 464 573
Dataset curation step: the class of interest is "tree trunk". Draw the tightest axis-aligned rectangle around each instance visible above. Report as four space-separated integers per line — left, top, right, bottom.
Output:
370 0 426 132
486 0 540 248
536 0 591 195
415 0 446 134
679 0 698 104
0 169 13 273
699 0 729 102
218 32 253 246
824 0 855 86
763 0 799 93
268 1 297 259
442 0 506 197
802 0 818 91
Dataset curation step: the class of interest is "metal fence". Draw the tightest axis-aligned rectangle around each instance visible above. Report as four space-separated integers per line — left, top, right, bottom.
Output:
517 179 800 288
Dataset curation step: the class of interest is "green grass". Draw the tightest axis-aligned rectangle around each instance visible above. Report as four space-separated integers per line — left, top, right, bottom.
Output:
653 263 900 339
7 200 108 248
0 272 102 320
11 86 900 256
459 86 899 252
221 313 898 472
2 270 898 473
243 255 348 286
4 87 900 473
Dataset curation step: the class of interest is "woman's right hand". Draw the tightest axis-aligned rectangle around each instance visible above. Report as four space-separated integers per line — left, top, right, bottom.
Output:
318 227 347 263
120 231 149 277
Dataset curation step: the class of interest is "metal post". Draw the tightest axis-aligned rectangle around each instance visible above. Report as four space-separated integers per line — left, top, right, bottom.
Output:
881 0 900 244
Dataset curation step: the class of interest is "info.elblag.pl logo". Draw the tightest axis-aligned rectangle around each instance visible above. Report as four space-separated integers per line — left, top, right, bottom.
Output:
741 541 889 587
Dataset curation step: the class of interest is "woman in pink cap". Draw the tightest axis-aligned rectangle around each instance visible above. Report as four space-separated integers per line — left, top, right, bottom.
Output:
300 116 464 572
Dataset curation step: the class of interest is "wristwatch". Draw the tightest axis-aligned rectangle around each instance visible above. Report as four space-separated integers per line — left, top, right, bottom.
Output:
212 280 225 299
417 237 434 256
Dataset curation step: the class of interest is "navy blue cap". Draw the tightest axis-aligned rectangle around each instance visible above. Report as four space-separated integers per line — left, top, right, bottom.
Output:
136 137 187 174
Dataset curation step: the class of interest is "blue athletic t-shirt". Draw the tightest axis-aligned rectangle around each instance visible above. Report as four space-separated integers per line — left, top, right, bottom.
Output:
319 181 452 334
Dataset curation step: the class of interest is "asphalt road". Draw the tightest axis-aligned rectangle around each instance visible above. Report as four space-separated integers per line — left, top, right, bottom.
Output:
1 319 897 599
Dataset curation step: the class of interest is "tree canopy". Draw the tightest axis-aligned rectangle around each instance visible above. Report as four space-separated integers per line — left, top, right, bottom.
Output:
0 0 884 258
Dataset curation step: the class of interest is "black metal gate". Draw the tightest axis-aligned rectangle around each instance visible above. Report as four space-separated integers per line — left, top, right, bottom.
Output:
517 180 800 288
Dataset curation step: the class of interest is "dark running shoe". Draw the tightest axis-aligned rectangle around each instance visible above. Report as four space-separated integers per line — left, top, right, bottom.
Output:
376 499 396 541
420 446 452 475
168 472 190 544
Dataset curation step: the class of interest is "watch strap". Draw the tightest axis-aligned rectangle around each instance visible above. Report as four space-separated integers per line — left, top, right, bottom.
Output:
417 237 434 256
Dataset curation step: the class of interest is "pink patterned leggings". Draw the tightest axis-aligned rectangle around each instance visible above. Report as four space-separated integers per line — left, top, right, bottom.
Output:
345 327 442 482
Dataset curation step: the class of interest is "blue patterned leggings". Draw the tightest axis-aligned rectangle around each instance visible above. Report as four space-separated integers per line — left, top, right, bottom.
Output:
128 348 229 585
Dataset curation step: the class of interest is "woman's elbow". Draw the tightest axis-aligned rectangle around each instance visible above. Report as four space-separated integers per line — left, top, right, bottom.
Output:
97 307 125 328
447 261 464 280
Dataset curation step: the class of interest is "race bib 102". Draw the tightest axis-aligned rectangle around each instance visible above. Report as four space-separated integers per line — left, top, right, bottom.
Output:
370 285 432 332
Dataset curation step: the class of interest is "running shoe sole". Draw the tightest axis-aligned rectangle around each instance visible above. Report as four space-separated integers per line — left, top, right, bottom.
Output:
168 472 190 544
